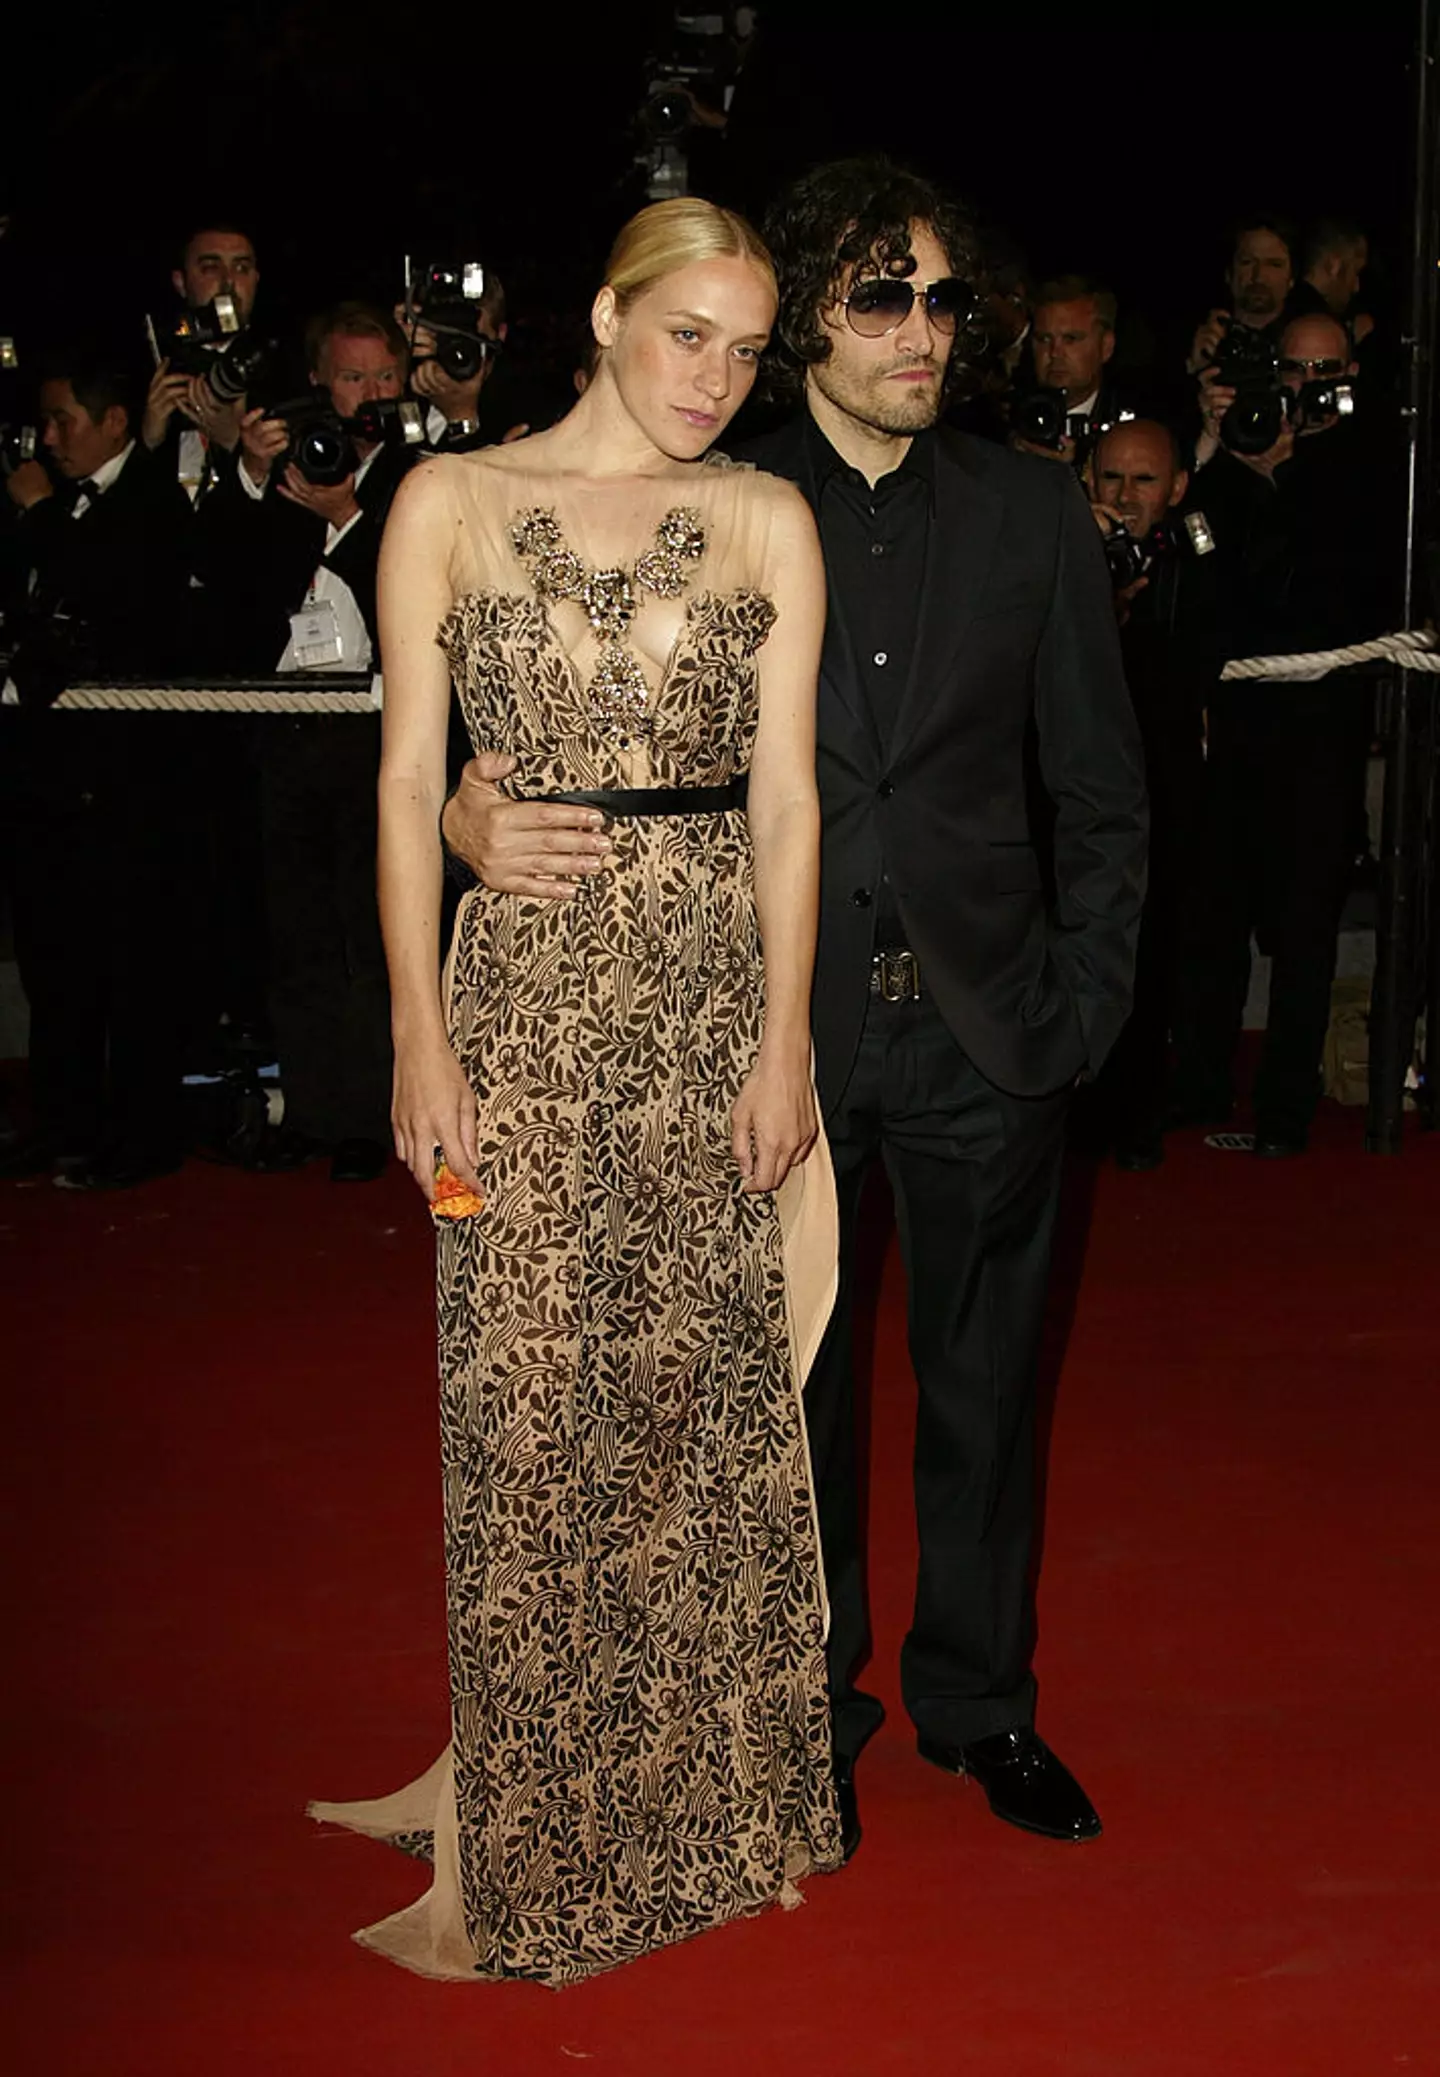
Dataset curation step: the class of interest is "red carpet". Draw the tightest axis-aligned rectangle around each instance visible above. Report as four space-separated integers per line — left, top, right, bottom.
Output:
6 1104 1440 2075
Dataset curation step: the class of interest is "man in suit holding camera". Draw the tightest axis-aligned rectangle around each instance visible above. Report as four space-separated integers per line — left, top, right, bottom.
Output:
194 301 421 1181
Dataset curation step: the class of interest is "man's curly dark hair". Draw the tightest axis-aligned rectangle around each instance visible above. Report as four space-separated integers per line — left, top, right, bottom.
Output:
761 156 981 404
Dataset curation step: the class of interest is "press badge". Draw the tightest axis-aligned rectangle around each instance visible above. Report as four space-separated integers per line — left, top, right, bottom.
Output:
288 598 345 669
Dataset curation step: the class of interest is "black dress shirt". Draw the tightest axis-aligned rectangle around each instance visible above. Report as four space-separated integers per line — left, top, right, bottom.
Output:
805 414 935 943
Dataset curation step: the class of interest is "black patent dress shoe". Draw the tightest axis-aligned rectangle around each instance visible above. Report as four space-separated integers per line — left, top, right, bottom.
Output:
833 1752 862 1865
1253 1129 1307 1159
918 1728 1102 1842
330 1136 389 1183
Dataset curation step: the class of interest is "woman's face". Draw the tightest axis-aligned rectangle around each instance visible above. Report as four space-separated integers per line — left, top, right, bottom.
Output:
596 254 775 460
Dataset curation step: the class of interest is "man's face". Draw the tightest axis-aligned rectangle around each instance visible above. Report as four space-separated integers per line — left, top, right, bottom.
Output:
39 379 130 477
1031 296 1114 406
1278 315 1355 429
1092 422 1187 537
1227 228 1293 327
173 231 260 324
315 332 406 420
808 220 956 437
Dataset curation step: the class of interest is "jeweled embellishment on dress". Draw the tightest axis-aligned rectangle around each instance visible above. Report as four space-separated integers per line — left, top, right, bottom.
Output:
509 505 707 743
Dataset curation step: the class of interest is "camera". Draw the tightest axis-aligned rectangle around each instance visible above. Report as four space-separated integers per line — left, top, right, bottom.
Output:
1291 377 1356 430
147 295 274 405
1102 509 1216 590
402 260 498 384
266 389 430 486
1 422 39 475
350 397 429 451
1102 519 1153 590
1013 386 1088 452
1210 318 1285 455
268 394 358 487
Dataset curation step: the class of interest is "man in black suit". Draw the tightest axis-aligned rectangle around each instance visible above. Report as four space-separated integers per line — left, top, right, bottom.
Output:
141 221 264 504
740 160 1145 1848
1014 274 1133 464
440 159 1146 1850
1 355 198 1186
193 300 420 1182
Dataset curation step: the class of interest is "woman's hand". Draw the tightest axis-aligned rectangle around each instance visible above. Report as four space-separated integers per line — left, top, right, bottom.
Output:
731 1044 817 1195
392 1033 482 1202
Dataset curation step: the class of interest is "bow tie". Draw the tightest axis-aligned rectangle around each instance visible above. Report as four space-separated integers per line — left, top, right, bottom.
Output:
73 477 103 506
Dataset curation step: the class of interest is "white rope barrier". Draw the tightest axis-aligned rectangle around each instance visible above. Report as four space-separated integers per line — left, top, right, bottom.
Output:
3 634 1437 708
1220 630 1440 680
0 676 383 712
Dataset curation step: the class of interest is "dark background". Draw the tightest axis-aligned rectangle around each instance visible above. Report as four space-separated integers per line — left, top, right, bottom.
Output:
0 3 1421 385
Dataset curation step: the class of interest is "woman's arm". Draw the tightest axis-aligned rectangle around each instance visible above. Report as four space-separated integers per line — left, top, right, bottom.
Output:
377 459 482 1201
732 480 826 1194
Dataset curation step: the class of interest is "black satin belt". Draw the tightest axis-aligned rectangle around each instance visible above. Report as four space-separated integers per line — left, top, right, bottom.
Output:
534 776 748 818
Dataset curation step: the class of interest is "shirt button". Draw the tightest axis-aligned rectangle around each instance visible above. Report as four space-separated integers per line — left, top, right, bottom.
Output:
850 888 872 908
874 651 888 666
871 542 885 557
878 779 894 798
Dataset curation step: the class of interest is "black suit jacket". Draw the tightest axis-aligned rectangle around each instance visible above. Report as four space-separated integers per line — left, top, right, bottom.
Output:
191 441 415 673
9 443 195 696
737 416 1148 1112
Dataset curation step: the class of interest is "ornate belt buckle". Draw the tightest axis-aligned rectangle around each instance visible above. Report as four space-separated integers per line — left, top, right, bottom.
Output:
873 948 920 1002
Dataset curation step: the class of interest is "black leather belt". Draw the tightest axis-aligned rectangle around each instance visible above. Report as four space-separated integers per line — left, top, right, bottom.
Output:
534 776 748 817
870 947 922 1002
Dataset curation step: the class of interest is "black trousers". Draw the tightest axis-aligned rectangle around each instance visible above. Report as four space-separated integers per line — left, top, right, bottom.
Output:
1086 708 1205 1148
810 988 1070 1761
257 714 391 1145
6 713 200 1156
1171 683 1369 1138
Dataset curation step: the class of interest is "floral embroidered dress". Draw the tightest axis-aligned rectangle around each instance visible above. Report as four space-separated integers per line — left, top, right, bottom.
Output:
310 455 841 1985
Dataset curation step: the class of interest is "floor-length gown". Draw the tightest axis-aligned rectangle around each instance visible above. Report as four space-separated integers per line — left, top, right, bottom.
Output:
310 454 842 1985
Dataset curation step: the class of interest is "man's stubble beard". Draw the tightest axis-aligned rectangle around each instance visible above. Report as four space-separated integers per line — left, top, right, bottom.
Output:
812 354 945 436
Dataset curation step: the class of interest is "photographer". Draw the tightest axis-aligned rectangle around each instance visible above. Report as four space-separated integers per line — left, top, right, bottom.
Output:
1078 419 1220 1168
196 301 421 1182
396 262 513 451
142 222 264 501
1 355 198 1188
1171 311 1403 1156
1291 217 1369 334
1011 277 1130 466
1186 215 1297 378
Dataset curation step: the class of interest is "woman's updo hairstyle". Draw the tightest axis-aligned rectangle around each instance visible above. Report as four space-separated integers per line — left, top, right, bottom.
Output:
602 197 777 318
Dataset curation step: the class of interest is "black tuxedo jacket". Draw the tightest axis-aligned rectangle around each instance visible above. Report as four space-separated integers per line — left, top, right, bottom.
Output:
16 443 194 679
738 416 1148 1113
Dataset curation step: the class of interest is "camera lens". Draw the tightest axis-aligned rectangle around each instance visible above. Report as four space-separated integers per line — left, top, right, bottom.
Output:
435 333 485 383
206 334 270 404
293 422 355 486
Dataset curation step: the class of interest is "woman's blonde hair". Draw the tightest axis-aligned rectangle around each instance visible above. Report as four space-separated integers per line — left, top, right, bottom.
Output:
603 197 776 317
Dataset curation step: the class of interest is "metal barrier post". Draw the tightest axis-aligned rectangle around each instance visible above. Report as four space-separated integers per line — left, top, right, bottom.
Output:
1367 669 1422 1151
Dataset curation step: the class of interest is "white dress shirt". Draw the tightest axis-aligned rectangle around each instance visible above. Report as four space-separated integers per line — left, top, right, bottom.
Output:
240 444 379 671
71 440 136 519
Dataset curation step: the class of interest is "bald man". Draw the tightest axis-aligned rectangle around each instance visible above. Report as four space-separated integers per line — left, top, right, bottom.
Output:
1083 421 1217 1167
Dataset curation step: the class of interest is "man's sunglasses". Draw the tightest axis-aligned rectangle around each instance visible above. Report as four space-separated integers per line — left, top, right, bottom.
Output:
1278 355 1348 378
841 276 978 339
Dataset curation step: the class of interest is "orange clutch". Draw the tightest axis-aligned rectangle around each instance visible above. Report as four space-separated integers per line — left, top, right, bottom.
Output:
431 1160 485 1221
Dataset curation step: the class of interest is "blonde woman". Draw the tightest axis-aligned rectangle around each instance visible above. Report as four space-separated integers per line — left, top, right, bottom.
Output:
309 200 841 1983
